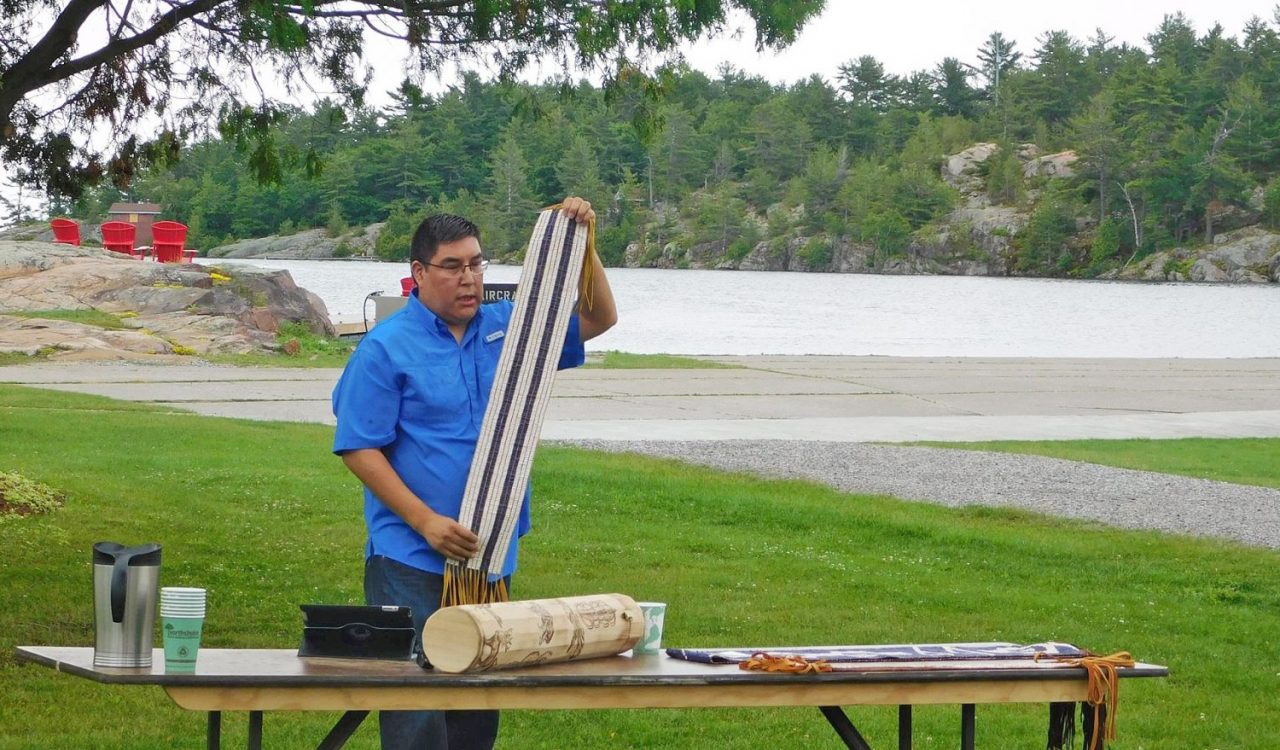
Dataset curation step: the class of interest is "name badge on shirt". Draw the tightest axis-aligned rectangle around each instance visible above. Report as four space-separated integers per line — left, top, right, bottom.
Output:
484 330 505 343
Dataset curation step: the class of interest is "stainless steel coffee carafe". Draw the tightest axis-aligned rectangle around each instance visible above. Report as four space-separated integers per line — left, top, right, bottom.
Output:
92 542 162 668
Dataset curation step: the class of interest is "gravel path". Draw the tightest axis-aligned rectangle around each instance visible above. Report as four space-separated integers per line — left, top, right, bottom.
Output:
558 440 1280 549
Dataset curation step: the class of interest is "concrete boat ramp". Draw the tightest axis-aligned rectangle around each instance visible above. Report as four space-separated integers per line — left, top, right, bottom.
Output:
3 356 1279 442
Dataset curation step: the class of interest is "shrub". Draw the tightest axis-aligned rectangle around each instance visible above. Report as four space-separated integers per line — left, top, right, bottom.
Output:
864 210 911 257
275 322 354 360
1263 177 1280 229
985 145 1024 206
725 237 755 262
0 471 66 520
375 202 431 261
325 205 348 238
1090 217 1121 268
798 237 833 269
1018 193 1076 273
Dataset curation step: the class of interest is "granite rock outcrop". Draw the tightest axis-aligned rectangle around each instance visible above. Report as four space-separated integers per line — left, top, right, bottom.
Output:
0 241 333 360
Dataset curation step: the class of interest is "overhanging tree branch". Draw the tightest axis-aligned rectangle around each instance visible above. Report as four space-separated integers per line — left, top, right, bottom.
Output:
2 0 822 198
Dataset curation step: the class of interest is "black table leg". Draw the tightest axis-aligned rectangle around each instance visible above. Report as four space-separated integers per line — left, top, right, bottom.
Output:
898 705 912 750
207 712 221 750
316 711 370 750
960 704 975 750
248 711 263 750
819 706 874 750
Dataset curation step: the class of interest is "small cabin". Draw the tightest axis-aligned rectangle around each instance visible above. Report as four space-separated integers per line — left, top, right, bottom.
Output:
106 202 163 246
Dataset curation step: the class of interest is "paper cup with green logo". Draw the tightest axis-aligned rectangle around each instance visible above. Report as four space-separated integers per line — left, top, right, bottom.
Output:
160 587 206 673
634 602 667 654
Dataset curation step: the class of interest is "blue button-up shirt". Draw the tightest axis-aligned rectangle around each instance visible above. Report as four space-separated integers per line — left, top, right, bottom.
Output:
332 292 585 576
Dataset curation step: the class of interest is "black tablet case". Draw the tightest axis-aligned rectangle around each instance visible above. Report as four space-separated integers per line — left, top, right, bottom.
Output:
297 604 415 660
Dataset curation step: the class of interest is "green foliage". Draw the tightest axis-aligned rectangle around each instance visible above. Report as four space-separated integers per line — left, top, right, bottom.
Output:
325 204 348 238
585 351 738 369
1018 191 1078 273
483 132 539 258
1162 256 1196 279
5 2 825 199
0 351 46 366
793 146 848 229
1088 217 1122 274
3 309 129 330
725 231 760 263
209 322 354 367
739 166 779 210
863 210 911 258
679 183 754 255
1263 176 1280 229
0 471 66 520
887 165 958 227
984 144 1024 205
798 236 833 269
277 322 354 359
374 202 432 262
898 115 977 171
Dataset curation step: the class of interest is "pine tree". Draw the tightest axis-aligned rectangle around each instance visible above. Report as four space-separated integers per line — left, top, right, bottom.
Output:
555 136 609 215
975 32 1022 107
1072 92 1125 223
485 132 538 258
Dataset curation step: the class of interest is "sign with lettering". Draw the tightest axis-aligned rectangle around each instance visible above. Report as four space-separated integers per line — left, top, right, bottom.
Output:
482 283 517 304
372 283 519 327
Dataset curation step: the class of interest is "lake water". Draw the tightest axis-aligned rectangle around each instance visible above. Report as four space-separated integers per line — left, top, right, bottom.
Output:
213 258 1280 358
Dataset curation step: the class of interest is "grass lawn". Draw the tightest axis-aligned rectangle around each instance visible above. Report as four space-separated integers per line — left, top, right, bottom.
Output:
918 438 1280 489
1 384 1277 748
585 351 737 369
2 309 132 330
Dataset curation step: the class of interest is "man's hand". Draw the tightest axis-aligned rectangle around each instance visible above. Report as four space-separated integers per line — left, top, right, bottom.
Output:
419 515 481 561
558 195 616 341
340 448 482 562
560 195 595 224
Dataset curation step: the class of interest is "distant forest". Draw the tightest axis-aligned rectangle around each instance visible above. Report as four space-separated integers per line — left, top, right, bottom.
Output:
54 11 1280 276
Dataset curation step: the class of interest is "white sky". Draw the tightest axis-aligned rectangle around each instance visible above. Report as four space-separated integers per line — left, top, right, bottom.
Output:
678 1 1275 82
367 1 1277 102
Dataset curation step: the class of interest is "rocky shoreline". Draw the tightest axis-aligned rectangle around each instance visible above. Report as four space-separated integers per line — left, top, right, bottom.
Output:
0 241 333 360
73 215 1276 285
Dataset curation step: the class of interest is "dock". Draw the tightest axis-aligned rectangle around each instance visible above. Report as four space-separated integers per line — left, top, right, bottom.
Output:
334 322 368 338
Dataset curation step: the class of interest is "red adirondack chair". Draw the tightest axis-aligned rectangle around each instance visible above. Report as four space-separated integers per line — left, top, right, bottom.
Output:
400 277 415 296
100 221 142 259
150 220 189 263
50 218 81 246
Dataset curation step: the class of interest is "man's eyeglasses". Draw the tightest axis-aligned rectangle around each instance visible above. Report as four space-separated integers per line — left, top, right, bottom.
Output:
424 259 489 277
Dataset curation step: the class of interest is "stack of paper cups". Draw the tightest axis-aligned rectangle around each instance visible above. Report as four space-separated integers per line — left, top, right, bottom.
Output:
159 587 206 673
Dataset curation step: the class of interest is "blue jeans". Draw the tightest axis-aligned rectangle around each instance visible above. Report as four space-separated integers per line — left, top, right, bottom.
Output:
364 555 503 750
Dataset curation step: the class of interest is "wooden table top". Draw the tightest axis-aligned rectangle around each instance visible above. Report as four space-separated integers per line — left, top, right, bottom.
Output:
15 646 1167 688
17 646 1169 711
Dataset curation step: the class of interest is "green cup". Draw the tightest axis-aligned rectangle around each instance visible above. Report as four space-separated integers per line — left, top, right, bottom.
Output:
634 602 667 655
162 615 204 673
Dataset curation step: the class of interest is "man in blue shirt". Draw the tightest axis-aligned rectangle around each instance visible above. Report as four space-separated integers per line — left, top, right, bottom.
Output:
332 197 616 750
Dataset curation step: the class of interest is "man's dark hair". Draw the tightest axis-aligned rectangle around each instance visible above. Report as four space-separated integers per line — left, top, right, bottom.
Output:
410 214 481 264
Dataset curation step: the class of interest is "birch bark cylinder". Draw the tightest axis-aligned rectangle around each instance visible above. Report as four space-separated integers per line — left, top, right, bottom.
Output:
422 594 644 673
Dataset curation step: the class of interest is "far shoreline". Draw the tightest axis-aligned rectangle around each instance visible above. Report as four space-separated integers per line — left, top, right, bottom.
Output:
214 255 1275 288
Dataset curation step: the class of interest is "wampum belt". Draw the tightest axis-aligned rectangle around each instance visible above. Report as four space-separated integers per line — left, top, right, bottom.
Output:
444 206 591 606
